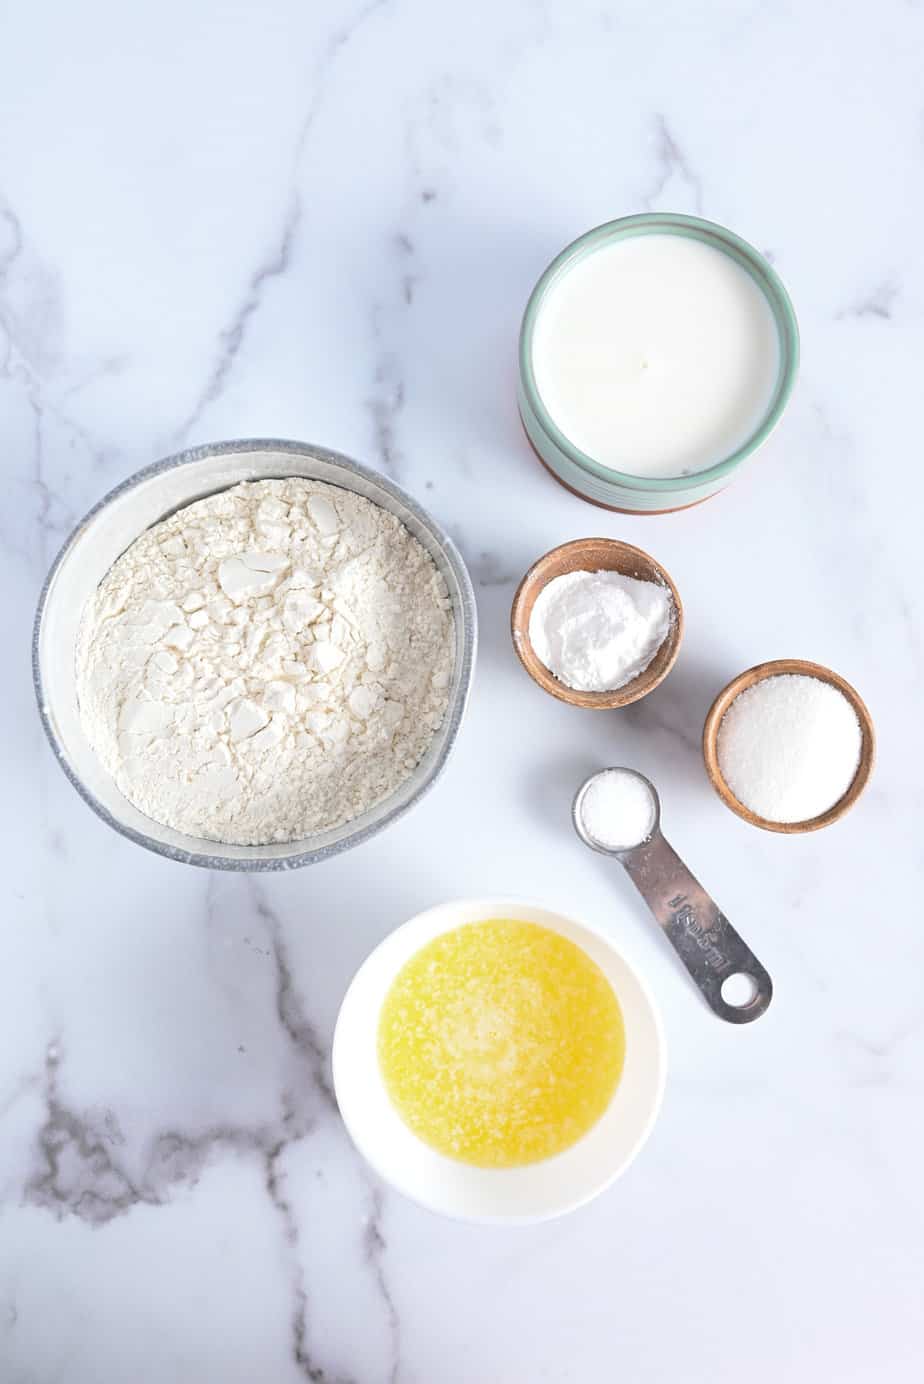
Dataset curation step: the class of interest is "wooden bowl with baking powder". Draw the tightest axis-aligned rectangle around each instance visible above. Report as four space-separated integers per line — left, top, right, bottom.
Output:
702 658 875 833
510 538 684 709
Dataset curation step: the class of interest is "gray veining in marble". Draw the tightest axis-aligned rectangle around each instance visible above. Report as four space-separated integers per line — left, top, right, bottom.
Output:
3 0 924 1380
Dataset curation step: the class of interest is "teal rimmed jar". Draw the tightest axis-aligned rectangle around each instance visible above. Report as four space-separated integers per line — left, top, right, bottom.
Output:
517 213 799 514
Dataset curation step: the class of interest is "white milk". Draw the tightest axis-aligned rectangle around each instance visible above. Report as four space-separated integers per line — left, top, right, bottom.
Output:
531 234 781 478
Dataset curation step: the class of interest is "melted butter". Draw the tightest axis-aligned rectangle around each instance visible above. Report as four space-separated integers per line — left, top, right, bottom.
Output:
377 919 625 1168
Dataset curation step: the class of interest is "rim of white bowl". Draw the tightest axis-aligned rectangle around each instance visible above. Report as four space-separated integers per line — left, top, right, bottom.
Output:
332 896 668 1224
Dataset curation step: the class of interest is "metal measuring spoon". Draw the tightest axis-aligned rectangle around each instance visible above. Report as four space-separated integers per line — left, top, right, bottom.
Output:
573 768 772 1024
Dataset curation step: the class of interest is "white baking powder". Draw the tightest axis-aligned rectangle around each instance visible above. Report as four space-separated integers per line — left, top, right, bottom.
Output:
528 569 672 692
717 673 862 823
580 769 656 850
76 478 455 845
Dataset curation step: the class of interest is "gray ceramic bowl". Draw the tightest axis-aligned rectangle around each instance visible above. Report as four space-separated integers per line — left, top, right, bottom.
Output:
33 439 477 870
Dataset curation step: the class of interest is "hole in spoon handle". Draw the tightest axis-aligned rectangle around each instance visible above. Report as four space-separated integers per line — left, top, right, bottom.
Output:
620 832 773 1024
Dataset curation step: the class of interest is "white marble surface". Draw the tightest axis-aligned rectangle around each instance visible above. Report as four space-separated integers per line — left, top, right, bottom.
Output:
3 1 923 1379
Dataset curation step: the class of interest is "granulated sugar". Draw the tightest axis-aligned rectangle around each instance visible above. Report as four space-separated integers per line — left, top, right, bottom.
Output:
580 769 657 850
717 673 862 824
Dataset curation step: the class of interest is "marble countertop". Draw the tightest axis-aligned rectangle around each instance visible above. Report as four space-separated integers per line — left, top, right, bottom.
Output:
3 2 923 1379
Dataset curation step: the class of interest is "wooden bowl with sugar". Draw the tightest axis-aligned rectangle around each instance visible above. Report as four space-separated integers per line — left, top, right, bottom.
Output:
510 538 684 709
702 658 875 833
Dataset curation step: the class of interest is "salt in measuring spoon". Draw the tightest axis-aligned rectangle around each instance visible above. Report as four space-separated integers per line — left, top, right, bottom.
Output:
573 768 772 1024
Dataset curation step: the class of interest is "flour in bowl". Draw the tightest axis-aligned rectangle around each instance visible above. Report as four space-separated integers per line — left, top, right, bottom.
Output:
76 478 455 844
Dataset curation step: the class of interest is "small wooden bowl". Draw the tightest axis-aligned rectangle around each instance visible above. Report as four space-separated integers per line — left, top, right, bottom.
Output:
510 538 684 709
702 659 875 833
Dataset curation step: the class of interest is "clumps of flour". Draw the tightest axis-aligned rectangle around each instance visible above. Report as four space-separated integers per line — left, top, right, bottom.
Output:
76 478 455 844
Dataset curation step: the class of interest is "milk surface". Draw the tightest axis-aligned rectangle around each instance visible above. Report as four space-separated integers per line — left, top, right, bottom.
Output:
531 233 780 478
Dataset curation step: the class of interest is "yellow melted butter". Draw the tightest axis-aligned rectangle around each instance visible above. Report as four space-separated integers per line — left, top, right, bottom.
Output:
377 919 626 1168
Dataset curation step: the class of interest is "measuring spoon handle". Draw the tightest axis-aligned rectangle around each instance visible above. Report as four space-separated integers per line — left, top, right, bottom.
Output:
620 831 772 1023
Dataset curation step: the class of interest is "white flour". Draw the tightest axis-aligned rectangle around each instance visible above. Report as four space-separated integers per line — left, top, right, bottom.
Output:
76 478 455 844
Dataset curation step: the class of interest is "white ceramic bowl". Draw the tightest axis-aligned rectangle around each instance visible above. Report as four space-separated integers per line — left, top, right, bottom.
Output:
33 439 477 870
332 897 667 1224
